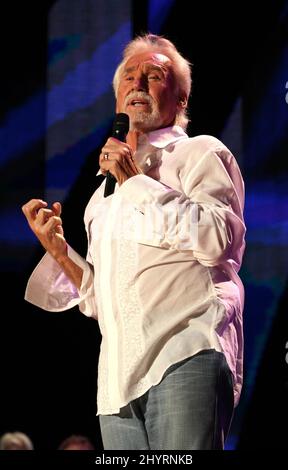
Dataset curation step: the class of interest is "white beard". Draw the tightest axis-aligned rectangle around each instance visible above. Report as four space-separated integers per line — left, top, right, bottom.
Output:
129 108 162 131
123 91 162 132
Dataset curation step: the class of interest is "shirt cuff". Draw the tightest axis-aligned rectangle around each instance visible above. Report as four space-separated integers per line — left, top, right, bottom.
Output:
24 246 96 317
25 250 80 311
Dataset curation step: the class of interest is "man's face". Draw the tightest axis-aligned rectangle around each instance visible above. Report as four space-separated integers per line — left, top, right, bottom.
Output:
116 51 179 132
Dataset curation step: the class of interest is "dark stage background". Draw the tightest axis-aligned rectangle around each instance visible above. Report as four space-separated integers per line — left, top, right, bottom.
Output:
0 0 288 450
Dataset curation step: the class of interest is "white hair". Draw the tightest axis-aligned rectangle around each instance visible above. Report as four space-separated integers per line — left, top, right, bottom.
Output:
113 34 192 130
0 432 34 450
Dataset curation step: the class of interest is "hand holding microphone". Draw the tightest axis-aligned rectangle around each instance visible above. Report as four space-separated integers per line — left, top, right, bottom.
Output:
100 113 141 197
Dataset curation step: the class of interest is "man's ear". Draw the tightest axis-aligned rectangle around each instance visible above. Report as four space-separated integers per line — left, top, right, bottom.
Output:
178 96 188 108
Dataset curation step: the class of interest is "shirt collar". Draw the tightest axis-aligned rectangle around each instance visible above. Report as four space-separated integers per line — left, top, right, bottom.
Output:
96 125 188 176
141 125 188 148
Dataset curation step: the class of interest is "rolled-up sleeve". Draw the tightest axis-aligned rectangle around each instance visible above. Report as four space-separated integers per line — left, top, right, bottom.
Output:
25 245 98 319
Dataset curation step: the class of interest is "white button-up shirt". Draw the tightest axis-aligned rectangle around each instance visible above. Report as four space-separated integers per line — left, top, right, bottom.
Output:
25 126 246 415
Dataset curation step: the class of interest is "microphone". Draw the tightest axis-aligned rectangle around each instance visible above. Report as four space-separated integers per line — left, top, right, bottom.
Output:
104 113 130 198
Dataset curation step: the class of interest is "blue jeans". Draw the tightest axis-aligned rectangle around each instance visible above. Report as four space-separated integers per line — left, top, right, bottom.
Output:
99 349 234 450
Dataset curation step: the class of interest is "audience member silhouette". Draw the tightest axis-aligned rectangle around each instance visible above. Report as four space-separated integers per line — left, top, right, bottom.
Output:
0 431 34 450
58 434 95 450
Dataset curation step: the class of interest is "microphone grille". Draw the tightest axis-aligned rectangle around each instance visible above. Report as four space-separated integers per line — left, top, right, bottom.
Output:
113 113 129 130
